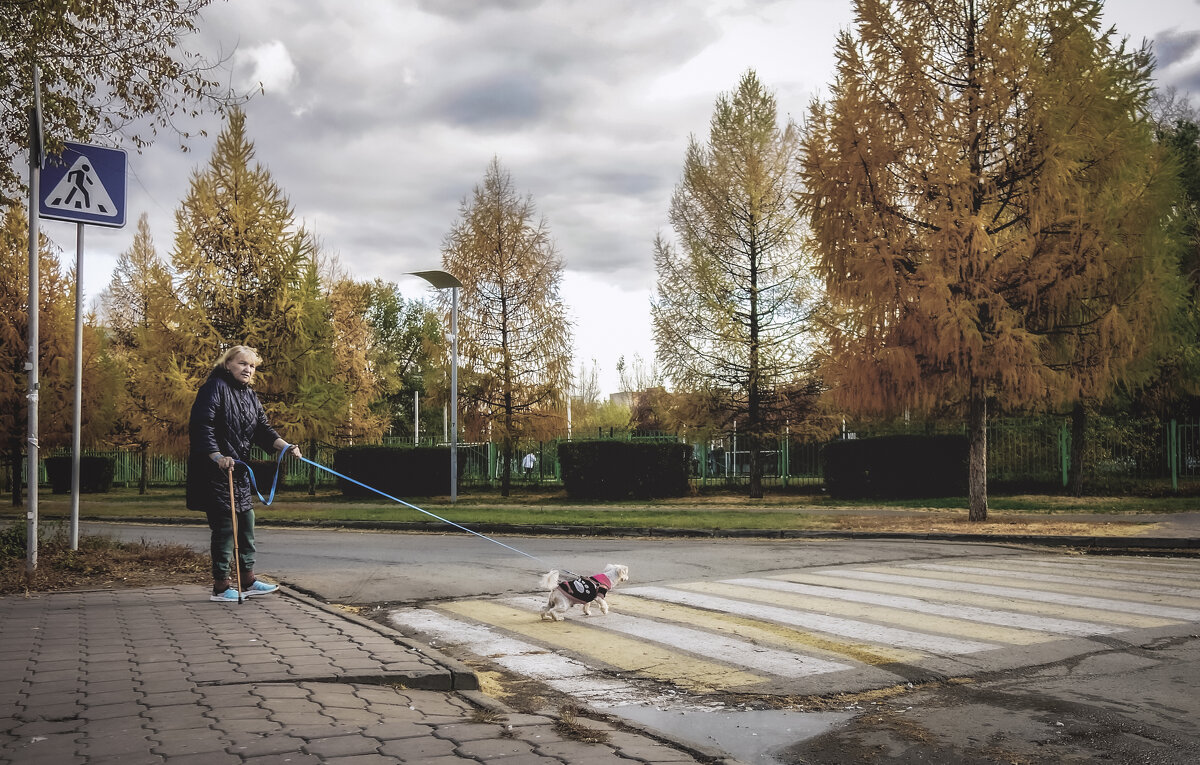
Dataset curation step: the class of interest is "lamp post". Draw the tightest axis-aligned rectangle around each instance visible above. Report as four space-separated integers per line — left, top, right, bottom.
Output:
410 270 462 503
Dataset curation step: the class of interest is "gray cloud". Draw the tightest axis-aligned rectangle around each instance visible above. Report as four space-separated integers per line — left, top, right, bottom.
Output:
436 73 551 129
1154 28 1200 69
415 0 544 22
71 0 1192 392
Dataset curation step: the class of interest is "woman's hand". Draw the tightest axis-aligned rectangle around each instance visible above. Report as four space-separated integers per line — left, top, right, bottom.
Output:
214 455 235 471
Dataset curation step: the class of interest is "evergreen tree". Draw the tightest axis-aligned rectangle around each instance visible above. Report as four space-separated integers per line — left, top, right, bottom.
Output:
799 0 1178 519
159 107 341 449
653 70 819 498
97 213 177 490
324 276 383 444
441 158 573 496
0 206 75 503
1129 105 1200 417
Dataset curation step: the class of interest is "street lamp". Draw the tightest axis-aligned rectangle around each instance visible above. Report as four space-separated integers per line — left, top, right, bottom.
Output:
410 270 462 503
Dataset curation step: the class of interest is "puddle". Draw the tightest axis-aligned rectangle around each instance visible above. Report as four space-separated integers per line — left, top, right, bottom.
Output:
608 704 853 764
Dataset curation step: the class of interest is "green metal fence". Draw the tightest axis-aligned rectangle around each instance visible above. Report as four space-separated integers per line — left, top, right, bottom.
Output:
5 416 1198 494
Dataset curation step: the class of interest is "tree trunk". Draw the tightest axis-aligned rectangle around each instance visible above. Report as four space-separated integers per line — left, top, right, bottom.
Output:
747 237 763 500
967 387 988 521
1069 402 1086 497
500 384 514 497
747 372 763 499
138 443 149 495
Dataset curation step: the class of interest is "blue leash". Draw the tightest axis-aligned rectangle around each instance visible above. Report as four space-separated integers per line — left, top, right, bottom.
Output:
233 448 573 575
233 448 289 505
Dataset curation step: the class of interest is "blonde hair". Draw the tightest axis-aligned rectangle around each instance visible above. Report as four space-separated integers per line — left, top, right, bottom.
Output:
213 345 263 372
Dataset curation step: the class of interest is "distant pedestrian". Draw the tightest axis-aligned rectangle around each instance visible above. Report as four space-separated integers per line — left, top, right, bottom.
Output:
522 452 537 479
187 345 301 603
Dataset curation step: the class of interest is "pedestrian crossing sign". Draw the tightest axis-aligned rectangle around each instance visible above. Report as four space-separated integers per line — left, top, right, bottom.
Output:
39 142 127 228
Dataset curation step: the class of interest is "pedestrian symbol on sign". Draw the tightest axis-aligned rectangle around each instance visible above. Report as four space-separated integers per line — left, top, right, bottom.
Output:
44 156 118 218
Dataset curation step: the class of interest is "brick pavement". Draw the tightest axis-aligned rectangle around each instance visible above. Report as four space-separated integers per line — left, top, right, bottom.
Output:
0 586 726 764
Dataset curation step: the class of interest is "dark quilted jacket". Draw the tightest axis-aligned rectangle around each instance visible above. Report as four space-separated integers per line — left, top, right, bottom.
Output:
186 368 282 513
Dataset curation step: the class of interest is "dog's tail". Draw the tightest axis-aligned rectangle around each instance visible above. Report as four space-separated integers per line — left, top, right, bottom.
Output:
538 570 561 591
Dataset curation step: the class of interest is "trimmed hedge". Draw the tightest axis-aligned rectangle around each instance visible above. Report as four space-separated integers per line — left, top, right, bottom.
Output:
822 434 968 499
246 459 288 494
44 456 115 494
559 441 690 500
332 445 462 498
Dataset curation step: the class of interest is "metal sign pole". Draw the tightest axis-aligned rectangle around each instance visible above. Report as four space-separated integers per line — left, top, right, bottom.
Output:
26 64 45 576
36 135 128 558
70 222 84 549
451 285 458 504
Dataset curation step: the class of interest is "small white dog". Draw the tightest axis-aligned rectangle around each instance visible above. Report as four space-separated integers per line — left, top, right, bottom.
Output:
538 563 629 621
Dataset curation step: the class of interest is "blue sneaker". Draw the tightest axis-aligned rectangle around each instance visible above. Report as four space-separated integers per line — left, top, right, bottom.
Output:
242 580 279 597
210 587 241 603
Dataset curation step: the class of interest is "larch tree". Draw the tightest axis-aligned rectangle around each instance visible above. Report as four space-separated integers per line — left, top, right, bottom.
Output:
653 70 819 498
1049 48 1180 494
799 0 1179 520
97 212 178 490
161 107 342 450
1130 102 1200 416
0 205 75 504
1 0 242 204
324 275 384 444
441 157 572 497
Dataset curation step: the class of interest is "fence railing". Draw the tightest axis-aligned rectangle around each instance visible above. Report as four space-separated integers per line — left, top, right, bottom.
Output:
3 416 1197 494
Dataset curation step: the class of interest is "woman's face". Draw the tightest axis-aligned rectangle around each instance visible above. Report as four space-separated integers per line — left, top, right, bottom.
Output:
225 352 257 384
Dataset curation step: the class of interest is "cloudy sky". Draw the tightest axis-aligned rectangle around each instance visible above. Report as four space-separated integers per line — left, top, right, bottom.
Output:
49 0 1200 394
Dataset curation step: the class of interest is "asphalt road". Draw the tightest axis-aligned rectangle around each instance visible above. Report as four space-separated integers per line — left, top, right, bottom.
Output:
83 520 1012 603
84 522 1200 764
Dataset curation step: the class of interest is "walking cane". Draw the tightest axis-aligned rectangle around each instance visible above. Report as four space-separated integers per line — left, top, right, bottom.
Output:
227 468 244 604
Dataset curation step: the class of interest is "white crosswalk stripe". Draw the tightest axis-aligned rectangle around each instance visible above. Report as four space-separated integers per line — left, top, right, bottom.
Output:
500 595 854 677
825 568 1200 621
720 577 1122 636
387 554 1200 705
620 586 998 654
388 607 660 706
895 562 1200 597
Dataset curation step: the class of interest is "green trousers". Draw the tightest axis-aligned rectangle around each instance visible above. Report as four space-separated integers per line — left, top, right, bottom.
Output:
205 506 256 583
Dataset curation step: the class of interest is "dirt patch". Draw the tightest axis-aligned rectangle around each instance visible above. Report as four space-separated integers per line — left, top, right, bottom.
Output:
0 522 209 595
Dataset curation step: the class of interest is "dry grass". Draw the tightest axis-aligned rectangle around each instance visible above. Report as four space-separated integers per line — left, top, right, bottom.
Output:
831 514 1153 536
554 704 611 744
0 522 208 596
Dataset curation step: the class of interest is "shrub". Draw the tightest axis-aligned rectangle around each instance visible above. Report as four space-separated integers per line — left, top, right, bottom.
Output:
823 434 967 499
246 459 287 495
43 456 115 494
332 445 463 498
558 441 690 499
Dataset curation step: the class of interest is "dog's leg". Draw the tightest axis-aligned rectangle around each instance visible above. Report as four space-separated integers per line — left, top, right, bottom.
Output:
597 597 610 615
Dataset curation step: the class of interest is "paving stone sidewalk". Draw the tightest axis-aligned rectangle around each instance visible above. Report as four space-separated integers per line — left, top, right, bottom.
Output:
0 586 723 765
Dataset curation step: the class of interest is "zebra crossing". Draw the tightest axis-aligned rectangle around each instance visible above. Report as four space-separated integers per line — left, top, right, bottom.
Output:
387 553 1200 707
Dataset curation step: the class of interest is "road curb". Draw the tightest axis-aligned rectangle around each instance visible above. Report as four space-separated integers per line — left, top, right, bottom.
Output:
279 587 481 691
78 515 1200 554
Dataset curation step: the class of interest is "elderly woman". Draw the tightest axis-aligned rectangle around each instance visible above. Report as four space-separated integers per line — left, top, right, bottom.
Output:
187 345 301 603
